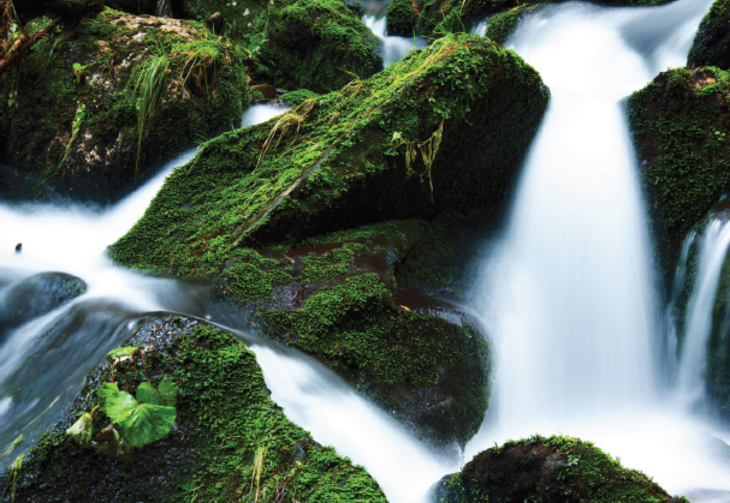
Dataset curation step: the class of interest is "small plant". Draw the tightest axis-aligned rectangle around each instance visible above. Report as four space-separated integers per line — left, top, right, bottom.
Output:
72 62 86 84
66 346 178 459
134 52 170 176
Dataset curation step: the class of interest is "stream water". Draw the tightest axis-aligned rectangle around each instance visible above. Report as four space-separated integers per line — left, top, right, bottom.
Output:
2 1 730 501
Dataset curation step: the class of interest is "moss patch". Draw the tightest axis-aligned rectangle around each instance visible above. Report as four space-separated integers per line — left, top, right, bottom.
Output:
688 0 730 69
627 66 730 280
484 4 539 45
431 435 690 503
256 0 383 93
1 315 387 503
0 9 248 203
387 0 420 36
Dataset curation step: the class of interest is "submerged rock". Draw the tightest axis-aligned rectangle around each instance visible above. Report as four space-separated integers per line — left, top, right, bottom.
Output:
627 66 730 279
0 10 249 203
0 272 86 337
430 435 690 503
688 0 730 69
1 315 388 503
257 0 383 93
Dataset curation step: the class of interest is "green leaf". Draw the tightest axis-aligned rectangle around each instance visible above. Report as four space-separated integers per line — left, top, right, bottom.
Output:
137 378 178 407
103 388 137 424
107 347 137 359
118 403 176 448
66 412 93 447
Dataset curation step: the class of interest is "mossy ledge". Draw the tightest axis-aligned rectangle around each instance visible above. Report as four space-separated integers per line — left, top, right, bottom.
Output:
626 66 730 281
109 33 549 276
0 9 249 203
430 435 689 503
688 0 730 70
0 315 388 503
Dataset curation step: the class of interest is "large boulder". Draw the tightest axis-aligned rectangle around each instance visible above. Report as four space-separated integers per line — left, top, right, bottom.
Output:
688 0 730 69
256 0 383 93
0 9 249 203
626 66 730 280
0 272 86 338
430 435 690 503
1 315 388 502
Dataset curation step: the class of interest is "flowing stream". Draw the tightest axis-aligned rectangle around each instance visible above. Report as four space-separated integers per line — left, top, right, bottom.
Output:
2 1 730 502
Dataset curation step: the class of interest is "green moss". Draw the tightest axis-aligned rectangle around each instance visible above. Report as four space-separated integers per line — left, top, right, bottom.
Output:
280 89 321 106
257 0 383 93
688 0 730 69
433 435 689 503
110 34 549 278
0 9 249 203
484 4 538 45
180 0 270 44
387 0 420 36
627 66 730 280
3 317 387 503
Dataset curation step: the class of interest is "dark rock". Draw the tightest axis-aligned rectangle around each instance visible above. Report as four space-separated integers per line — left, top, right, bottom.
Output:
688 0 730 69
0 272 86 337
14 243 21 253
430 435 691 503
250 84 277 100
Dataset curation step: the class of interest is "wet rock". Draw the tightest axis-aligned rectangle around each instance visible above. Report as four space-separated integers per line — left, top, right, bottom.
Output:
0 272 86 336
0 11 249 203
2 315 388 503
429 435 691 503
257 0 383 93
688 0 730 69
180 0 270 43
250 83 277 100
626 66 730 279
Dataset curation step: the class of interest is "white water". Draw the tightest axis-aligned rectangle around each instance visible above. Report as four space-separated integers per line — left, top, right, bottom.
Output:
465 0 730 497
363 14 427 68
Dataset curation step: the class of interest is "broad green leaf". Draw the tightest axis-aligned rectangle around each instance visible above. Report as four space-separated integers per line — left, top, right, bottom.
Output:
118 403 176 448
66 412 93 447
103 388 137 424
137 378 178 407
107 347 137 359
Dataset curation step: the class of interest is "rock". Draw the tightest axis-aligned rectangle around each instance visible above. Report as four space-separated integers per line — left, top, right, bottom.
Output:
110 33 549 272
484 4 541 45
180 0 270 43
386 0 420 37
0 272 86 337
688 0 730 69
257 0 383 93
430 435 691 503
14 243 21 253
3 315 388 503
626 67 730 280
0 11 249 203
250 83 277 100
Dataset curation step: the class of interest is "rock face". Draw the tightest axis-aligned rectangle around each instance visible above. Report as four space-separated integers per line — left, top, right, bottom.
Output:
627 66 730 279
430 435 690 503
257 0 383 93
0 9 248 202
688 0 730 69
2 315 388 502
0 272 86 338
180 0 270 42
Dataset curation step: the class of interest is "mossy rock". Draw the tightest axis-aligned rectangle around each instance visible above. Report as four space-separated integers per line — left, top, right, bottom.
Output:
256 0 383 93
430 435 689 503
387 0 420 36
110 33 549 276
0 9 248 203
627 66 730 282
180 0 270 44
484 4 540 45
0 315 388 503
688 0 730 69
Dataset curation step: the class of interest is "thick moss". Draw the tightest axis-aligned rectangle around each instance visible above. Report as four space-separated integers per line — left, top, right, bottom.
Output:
387 0 420 36
180 0 270 43
280 88 321 106
627 67 730 280
688 0 730 69
431 435 689 503
110 33 549 276
257 0 383 93
1 315 387 503
0 9 248 203
484 4 539 45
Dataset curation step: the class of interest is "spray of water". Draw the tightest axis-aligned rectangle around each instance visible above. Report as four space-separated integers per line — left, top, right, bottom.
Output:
362 14 427 68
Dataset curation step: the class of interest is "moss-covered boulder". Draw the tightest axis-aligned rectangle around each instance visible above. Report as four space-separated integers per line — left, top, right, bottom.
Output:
0 315 388 503
256 0 383 93
110 33 548 271
0 272 86 340
0 9 248 202
688 0 730 69
430 435 689 503
627 66 730 279
387 0 420 36
180 0 270 43
484 4 539 44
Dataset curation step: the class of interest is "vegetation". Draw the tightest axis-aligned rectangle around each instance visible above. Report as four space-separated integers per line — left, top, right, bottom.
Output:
484 4 538 44
431 435 690 503
688 0 730 69
627 66 730 281
2 316 388 503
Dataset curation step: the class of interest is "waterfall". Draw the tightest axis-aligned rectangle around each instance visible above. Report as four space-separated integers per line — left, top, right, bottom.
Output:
362 14 427 68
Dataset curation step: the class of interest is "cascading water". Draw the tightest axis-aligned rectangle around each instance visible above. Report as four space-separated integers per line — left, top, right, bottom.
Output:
465 0 730 496
362 14 427 67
